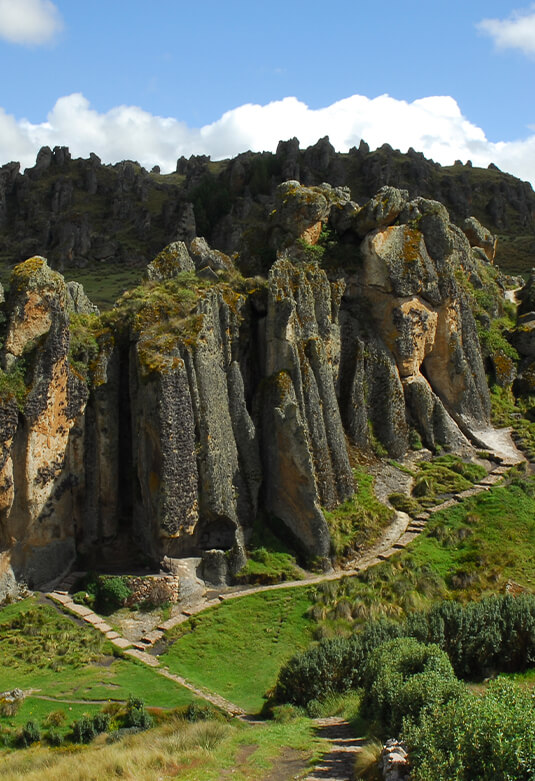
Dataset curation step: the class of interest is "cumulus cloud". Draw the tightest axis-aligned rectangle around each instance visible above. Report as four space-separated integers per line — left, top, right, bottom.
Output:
1 92 535 187
477 6 535 56
0 0 63 46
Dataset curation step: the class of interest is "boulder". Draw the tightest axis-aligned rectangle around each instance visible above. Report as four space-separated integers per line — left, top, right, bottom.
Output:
189 237 233 272
146 241 195 281
462 216 497 262
353 186 408 237
66 281 99 315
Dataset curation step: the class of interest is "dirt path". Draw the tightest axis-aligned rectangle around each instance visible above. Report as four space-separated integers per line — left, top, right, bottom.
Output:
305 718 364 781
42 435 524 720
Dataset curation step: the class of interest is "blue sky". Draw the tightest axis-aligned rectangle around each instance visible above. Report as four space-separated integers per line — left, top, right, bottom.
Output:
0 0 535 183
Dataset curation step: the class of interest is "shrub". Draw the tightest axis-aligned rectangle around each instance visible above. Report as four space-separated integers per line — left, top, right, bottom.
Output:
71 715 96 744
404 679 535 781
45 729 63 747
184 702 219 722
124 695 152 730
362 637 459 735
272 636 359 706
273 618 402 706
43 709 66 727
97 576 131 612
19 720 40 747
92 712 110 734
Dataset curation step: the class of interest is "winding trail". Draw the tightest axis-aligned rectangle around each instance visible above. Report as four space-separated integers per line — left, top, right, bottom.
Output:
305 718 365 781
45 450 523 722
40 443 525 779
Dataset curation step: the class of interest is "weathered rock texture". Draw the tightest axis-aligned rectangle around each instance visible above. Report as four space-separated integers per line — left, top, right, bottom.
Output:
0 183 498 592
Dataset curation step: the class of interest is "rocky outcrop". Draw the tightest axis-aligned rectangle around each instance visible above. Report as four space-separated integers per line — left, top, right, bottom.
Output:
2 140 533 288
145 241 194 281
0 183 499 590
0 257 88 592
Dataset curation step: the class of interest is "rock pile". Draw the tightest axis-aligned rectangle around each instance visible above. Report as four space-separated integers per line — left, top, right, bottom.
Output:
379 739 410 780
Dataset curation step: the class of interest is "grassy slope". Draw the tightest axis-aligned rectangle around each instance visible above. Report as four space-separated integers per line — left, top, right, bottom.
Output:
161 589 315 712
0 716 321 781
0 599 194 738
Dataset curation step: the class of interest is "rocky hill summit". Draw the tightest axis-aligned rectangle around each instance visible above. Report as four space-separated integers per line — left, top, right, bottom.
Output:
1 176 524 598
0 138 534 287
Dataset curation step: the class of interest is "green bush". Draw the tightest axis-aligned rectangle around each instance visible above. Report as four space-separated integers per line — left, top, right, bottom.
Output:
124 695 152 730
274 594 535 708
19 720 40 747
92 712 110 734
97 576 131 612
273 618 402 706
406 593 535 678
362 637 458 735
404 679 535 781
71 715 96 744
45 729 63 747
184 702 220 722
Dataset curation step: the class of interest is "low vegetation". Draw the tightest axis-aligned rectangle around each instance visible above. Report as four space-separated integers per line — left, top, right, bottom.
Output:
161 589 315 712
324 468 395 557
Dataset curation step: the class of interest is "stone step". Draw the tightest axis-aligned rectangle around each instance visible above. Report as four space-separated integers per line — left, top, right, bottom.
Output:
377 549 398 560
110 637 132 650
415 512 430 521
105 631 120 640
48 592 72 605
455 486 488 500
66 602 93 618
478 473 503 486
429 498 459 514
394 532 420 547
124 648 160 667
157 614 189 632
82 612 104 626
141 630 164 645
93 621 112 633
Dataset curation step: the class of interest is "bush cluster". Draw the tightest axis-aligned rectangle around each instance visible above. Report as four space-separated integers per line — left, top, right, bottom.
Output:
74 574 132 613
404 679 535 781
273 593 535 706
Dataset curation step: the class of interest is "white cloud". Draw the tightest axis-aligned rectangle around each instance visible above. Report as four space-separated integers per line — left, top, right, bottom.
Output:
477 6 535 56
1 92 535 188
0 0 62 46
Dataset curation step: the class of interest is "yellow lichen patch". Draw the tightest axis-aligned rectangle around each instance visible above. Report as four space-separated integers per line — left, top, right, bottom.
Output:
401 228 424 265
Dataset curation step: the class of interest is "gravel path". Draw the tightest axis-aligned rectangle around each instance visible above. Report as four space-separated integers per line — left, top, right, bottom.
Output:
305 718 364 781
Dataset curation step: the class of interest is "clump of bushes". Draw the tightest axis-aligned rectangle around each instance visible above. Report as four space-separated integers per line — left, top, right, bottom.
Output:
18 720 40 747
73 574 132 613
361 637 462 736
124 696 152 730
272 593 535 707
404 679 535 781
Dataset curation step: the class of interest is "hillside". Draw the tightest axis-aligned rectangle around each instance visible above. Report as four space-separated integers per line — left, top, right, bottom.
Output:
2 145 535 779
0 140 534 313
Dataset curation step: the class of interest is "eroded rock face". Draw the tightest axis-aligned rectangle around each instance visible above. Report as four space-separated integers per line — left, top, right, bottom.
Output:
0 183 497 588
358 194 490 445
0 258 88 591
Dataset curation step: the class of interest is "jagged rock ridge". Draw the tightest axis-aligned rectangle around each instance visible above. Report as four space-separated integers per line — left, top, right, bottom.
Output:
1 138 534 283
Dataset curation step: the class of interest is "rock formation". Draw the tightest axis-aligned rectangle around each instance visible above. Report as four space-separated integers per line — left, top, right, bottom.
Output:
0 139 534 283
0 179 511 596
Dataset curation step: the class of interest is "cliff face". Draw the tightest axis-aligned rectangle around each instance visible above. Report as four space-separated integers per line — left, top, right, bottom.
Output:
0 182 502 594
